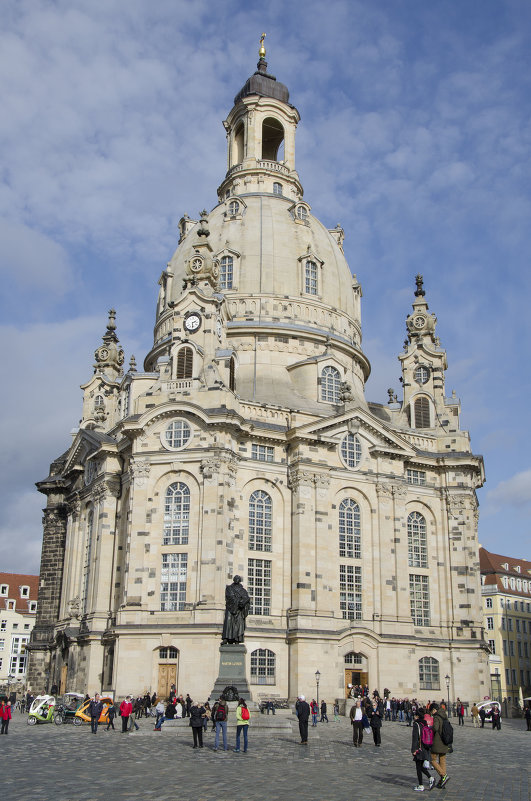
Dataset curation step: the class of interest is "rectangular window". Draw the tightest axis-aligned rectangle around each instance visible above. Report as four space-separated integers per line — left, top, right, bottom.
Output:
521 670 525 686
24 624 30 630
503 639 508 656
406 469 426 486
505 668 510 685
29 602 37 612
0 620 6 631
250 649 276 685
409 574 430 626
305 260 318 295
517 642 522 657
247 559 271 616
525 642 529 658
0 585 7 596
10 654 27 675
523 620 527 634
515 619 520 632
488 639 495 654
339 564 362 620
7 601 15 610
10 635 29 654
20 587 29 597
485 597 493 609
509 641 514 657
160 553 187 611
486 616 494 630
511 669 517 685
12 624 18 630
0 638 4 650
508 618 513 631
251 444 274 462
501 618 506 629
419 658 440 690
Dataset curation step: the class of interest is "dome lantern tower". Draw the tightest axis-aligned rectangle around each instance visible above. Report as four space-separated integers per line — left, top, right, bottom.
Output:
218 35 303 201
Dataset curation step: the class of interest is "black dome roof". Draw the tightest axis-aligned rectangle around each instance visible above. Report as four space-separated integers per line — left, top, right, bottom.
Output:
233 58 290 106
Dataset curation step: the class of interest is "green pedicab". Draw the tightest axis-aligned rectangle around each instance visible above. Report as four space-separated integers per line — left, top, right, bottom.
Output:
27 695 56 725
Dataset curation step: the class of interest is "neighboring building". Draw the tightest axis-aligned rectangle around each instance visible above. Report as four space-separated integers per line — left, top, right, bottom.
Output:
480 547 531 705
27 44 488 704
0 573 38 684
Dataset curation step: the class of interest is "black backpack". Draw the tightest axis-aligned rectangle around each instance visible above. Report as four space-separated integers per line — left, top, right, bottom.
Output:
215 705 227 722
440 717 454 745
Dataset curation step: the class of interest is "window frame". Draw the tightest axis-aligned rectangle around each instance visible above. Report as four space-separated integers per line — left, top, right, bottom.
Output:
163 419 192 450
339 499 361 559
419 656 440 690
247 558 272 616
339 564 362 620
407 511 428 568
160 553 188 612
163 482 191 546
320 365 341 404
340 433 362 469
409 574 430 626
250 648 276 685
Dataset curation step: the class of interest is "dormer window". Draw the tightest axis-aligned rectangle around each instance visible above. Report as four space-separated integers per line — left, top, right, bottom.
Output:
514 565 521 573
273 182 283 196
305 260 318 295
220 256 233 290
29 602 37 613
296 205 308 221
321 366 341 404
0 585 7 597
228 200 240 217
94 394 105 408
20 586 29 598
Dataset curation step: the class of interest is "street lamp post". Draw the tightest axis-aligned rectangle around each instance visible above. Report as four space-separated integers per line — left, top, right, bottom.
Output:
445 674 451 718
315 670 321 707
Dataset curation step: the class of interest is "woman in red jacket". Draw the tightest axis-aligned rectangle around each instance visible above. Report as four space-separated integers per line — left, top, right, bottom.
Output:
1 700 12 734
119 696 133 733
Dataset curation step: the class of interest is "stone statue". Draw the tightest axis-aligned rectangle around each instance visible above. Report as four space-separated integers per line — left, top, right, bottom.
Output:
221 575 250 644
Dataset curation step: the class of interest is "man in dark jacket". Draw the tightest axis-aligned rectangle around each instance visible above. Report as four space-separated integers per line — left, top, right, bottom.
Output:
296 695 310 744
429 703 450 788
89 693 104 734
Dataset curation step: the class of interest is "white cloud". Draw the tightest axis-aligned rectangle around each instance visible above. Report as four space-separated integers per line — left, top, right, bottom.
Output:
486 470 531 511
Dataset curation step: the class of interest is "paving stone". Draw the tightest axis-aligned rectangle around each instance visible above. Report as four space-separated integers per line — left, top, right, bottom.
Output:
1 713 529 801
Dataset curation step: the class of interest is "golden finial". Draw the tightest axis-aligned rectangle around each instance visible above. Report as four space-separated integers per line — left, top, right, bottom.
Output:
259 32 266 59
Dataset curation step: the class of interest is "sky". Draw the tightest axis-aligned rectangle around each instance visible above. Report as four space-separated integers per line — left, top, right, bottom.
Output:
1 0 530 573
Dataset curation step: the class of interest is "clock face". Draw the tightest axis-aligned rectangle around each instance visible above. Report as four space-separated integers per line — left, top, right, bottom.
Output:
184 312 201 333
413 315 425 329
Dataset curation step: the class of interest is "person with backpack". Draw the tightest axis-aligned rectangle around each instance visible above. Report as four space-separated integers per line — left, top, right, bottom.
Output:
310 698 319 726
235 697 250 752
429 703 451 788
411 708 435 791
213 697 228 751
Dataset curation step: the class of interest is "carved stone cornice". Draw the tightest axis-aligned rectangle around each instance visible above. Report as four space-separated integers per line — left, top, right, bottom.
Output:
288 467 330 490
200 452 240 479
376 482 407 499
129 457 150 488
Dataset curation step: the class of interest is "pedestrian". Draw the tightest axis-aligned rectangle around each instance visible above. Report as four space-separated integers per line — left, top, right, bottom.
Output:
190 700 206 748
350 699 364 747
429 703 450 788
106 702 117 730
89 693 104 734
295 694 310 744
333 702 340 722
119 696 133 733
235 697 250 752
0 700 12 734
213 697 228 751
457 698 464 726
320 700 328 722
154 699 165 730
491 705 501 730
310 698 319 726
369 702 382 747
411 708 435 792
128 706 140 731
185 693 192 718
524 705 531 731
479 706 486 728
211 699 219 731
385 697 391 721
470 702 479 728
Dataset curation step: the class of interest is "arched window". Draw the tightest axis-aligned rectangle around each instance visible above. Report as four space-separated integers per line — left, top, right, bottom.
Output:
220 256 233 290
94 394 104 408
159 646 178 660
233 122 244 165
321 366 340 403
249 490 272 551
82 509 94 615
305 260 317 295
261 117 284 161
229 357 235 391
176 346 193 379
273 182 283 195
419 657 440 690
250 648 276 685
297 205 308 221
228 200 239 216
414 397 430 428
164 483 190 545
408 511 427 568
339 499 361 559
344 652 363 665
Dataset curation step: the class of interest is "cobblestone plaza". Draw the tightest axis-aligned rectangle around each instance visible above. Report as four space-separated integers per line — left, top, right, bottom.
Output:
3 713 528 801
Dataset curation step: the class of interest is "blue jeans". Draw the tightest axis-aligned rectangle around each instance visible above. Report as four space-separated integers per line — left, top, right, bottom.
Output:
312 713 318 726
155 715 165 730
399 710 404 722
215 720 227 750
235 724 248 752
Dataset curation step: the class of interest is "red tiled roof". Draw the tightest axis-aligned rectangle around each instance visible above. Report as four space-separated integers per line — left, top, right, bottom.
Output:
479 547 531 598
0 572 39 613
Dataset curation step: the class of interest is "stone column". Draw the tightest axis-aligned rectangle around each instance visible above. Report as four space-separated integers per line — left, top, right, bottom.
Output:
26 500 68 692
288 467 317 614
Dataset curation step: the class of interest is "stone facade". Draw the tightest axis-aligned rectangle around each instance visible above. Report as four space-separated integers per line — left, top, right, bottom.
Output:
28 48 489 705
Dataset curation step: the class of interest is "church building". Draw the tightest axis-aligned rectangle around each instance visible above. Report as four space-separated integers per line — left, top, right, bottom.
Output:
27 42 488 704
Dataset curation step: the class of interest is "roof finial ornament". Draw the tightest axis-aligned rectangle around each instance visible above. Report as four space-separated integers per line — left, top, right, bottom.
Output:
414 274 425 298
259 32 266 59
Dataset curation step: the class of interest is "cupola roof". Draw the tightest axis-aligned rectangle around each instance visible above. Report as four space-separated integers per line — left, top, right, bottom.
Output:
233 35 290 106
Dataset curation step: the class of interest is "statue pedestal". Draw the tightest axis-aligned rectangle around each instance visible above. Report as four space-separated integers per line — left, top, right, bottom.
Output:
209 643 251 703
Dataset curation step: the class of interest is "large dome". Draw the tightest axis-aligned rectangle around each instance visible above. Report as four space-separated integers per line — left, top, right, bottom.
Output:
167 192 361 341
